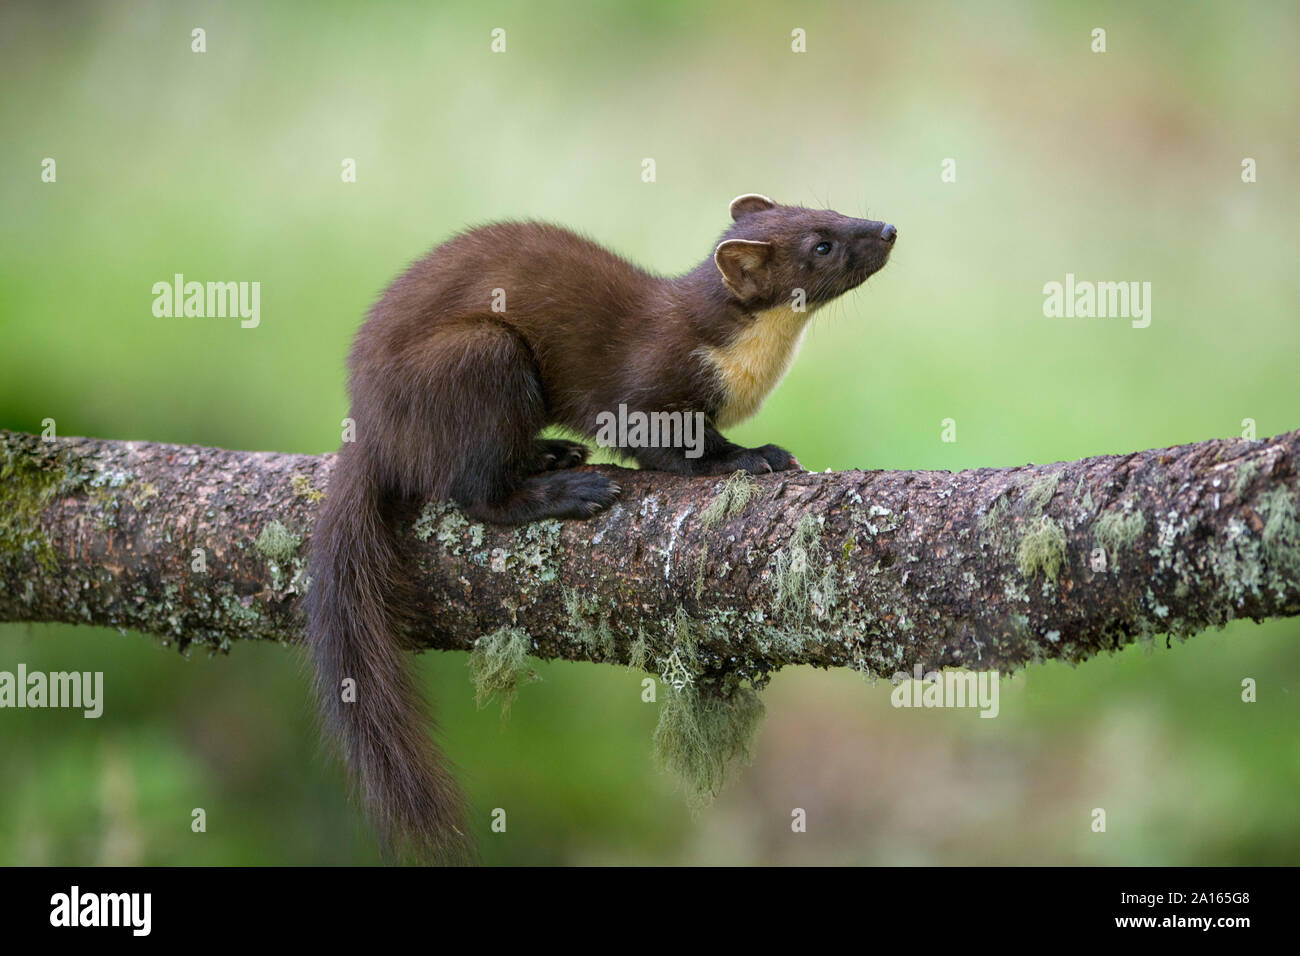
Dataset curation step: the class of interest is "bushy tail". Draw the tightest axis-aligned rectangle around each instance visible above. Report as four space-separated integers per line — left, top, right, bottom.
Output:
305 451 473 864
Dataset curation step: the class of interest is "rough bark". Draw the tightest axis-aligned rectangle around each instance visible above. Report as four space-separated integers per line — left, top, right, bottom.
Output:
1 428 1297 687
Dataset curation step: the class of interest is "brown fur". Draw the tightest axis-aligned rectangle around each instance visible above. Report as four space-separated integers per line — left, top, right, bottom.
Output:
305 195 895 861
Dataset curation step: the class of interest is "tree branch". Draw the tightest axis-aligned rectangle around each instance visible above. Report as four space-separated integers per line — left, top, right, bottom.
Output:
2 428 1297 684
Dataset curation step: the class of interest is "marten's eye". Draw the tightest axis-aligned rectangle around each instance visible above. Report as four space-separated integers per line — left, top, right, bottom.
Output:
813 241 833 256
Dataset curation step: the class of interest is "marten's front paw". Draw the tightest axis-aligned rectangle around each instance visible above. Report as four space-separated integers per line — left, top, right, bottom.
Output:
725 445 800 475
717 444 797 476
536 439 590 471
753 444 800 472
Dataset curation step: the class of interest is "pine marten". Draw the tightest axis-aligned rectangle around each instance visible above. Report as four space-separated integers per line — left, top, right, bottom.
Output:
305 194 896 862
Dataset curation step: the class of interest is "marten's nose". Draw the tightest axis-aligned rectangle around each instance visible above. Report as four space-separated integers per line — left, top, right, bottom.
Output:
880 223 897 243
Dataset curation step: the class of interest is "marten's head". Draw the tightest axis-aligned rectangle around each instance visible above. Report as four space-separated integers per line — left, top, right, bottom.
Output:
713 194 896 309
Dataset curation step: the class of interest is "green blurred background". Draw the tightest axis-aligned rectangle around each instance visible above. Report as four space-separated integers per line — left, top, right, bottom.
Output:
2 0 1297 864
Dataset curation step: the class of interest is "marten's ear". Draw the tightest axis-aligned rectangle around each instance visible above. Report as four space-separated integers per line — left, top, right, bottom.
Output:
715 239 775 301
729 193 777 220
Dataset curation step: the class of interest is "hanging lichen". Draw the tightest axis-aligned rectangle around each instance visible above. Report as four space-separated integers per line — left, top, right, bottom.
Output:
625 630 650 672
1024 472 1061 512
467 626 537 719
772 513 836 619
653 682 765 809
1093 502 1147 572
1018 515 1067 580
255 519 300 564
650 607 766 806
1259 487 1300 588
695 471 758 597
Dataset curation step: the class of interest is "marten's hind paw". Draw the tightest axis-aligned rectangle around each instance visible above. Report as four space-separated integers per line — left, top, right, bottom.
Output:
544 470 620 518
536 439 590 471
460 470 619 524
